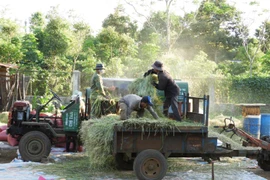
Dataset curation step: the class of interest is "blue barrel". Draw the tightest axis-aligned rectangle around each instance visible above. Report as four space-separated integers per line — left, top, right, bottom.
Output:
243 115 261 139
260 113 270 137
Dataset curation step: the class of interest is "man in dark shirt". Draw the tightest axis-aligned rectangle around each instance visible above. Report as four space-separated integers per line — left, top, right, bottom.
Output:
147 60 181 121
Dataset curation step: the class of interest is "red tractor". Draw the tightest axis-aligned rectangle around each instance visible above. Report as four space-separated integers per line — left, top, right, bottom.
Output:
7 90 87 162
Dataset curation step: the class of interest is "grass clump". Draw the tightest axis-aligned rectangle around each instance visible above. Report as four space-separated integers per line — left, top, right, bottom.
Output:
35 154 136 180
80 114 118 170
128 75 156 97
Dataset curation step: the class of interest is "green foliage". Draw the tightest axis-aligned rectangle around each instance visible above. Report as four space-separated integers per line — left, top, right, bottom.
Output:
217 60 246 76
0 18 23 63
121 57 145 78
31 90 55 112
29 12 45 31
229 75 270 104
0 18 19 41
102 5 138 39
185 0 242 62
42 17 71 57
95 27 137 64
137 33 161 64
261 52 270 74
105 57 124 77
256 21 270 53
0 41 23 63
234 40 264 77
0 2 269 102
69 22 91 71
20 33 43 67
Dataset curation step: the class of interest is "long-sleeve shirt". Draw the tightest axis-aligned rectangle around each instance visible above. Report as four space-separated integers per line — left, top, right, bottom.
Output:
119 94 159 119
90 73 106 98
154 71 179 98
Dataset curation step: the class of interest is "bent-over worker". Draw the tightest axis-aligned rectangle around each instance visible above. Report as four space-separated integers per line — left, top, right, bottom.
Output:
119 94 159 120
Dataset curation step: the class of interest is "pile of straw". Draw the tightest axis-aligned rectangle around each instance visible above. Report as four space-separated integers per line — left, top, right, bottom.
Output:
128 75 156 97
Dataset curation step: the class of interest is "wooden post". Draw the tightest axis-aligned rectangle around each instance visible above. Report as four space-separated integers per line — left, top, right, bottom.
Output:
212 161 214 180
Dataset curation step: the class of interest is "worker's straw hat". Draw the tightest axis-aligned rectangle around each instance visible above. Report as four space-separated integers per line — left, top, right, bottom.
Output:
94 64 105 70
151 61 163 71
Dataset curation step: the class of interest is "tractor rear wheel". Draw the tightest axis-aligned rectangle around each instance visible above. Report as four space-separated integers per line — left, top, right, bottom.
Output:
133 149 167 180
19 131 51 162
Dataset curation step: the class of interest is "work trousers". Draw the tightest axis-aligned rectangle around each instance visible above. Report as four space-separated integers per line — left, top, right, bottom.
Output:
163 96 181 121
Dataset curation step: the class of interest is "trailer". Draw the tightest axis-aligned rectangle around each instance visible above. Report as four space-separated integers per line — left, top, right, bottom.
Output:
112 94 267 180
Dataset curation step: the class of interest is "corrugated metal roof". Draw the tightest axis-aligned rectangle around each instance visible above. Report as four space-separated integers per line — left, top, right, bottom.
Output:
0 63 18 69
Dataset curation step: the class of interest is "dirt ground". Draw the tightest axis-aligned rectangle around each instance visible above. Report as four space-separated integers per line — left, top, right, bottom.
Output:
1 152 270 180
1 141 270 180
0 142 17 163
248 169 270 180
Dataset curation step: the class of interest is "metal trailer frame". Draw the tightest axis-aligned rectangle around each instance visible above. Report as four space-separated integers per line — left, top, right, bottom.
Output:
112 94 264 180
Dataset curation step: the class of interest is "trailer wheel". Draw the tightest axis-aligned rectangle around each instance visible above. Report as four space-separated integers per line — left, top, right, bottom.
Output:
19 131 51 162
115 153 134 170
133 149 167 180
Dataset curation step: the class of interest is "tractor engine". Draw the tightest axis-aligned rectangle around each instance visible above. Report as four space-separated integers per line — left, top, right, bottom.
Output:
8 100 31 127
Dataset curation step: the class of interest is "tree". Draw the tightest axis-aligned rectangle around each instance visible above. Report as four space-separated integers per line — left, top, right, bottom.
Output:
256 21 270 53
235 38 264 76
29 12 45 32
0 38 23 63
187 0 242 63
125 0 201 51
0 18 19 42
69 21 91 71
20 33 43 68
0 18 23 63
233 0 270 77
95 26 137 64
137 32 160 68
42 17 71 58
102 5 138 39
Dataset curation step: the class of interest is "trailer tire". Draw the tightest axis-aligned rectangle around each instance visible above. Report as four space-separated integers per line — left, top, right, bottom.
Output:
115 153 134 170
133 149 167 180
19 131 51 162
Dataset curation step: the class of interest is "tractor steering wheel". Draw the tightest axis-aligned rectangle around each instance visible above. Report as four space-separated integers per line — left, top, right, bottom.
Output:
50 89 62 102
223 117 235 132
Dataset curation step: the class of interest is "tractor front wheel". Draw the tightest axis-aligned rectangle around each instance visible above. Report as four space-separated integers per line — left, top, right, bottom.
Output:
19 131 51 162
